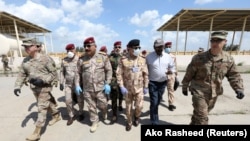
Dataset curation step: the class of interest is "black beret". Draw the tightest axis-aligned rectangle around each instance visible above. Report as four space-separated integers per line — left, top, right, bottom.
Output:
127 39 140 47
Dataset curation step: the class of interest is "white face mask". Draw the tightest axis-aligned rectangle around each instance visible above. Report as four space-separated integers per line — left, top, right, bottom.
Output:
164 48 171 54
133 49 141 56
67 51 74 58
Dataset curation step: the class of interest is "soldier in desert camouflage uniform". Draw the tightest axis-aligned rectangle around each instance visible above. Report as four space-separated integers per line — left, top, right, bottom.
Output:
13 38 60 141
74 37 112 133
164 41 179 111
109 41 124 124
59 43 84 126
116 39 149 131
182 30 245 125
1 54 12 72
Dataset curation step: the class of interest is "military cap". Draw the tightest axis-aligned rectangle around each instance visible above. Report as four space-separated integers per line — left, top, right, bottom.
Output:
154 38 164 47
100 46 107 53
127 39 140 47
21 38 40 46
114 41 121 46
83 37 95 45
211 30 228 39
165 42 172 46
65 43 75 50
142 50 147 54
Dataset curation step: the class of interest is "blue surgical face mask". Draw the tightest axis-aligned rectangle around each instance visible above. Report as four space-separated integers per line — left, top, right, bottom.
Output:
133 49 141 56
164 48 171 54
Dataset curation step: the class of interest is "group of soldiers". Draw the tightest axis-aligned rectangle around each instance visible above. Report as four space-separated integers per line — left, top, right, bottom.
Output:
13 30 245 141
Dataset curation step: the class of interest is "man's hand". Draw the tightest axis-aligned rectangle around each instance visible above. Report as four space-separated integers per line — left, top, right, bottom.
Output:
59 84 64 91
29 78 44 87
14 89 21 96
75 86 83 95
236 91 244 99
104 84 111 95
120 87 128 95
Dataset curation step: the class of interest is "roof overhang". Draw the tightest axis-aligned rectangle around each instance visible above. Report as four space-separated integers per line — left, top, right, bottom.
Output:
0 11 51 35
157 9 250 31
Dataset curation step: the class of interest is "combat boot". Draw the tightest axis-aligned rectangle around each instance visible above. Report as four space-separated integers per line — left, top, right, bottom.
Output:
90 121 99 133
49 112 61 126
26 126 41 141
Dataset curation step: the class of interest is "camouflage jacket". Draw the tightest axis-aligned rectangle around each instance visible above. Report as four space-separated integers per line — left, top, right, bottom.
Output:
181 50 244 97
14 53 58 92
75 52 113 92
109 53 122 86
60 55 79 86
116 54 149 93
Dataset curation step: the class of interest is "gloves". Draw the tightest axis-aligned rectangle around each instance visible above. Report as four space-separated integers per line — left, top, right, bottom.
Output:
59 84 64 91
14 88 21 96
29 78 44 87
174 77 180 91
236 91 244 99
104 84 111 95
120 86 128 95
143 88 148 95
182 90 188 96
75 86 82 95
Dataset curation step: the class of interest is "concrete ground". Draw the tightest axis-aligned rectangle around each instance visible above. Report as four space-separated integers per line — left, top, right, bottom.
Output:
0 72 249 141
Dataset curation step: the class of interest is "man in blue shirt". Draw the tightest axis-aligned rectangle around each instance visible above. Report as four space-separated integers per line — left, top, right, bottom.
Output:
146 38 176 125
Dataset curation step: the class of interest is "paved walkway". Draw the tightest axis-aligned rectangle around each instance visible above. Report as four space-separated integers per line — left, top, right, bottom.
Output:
0 72 250 141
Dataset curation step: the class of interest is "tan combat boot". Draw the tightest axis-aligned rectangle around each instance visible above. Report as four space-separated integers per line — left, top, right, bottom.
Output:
90 121 99 133
49 113 61 126
26 126 41 141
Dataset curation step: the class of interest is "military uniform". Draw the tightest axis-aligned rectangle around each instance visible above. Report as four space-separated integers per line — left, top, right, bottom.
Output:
1 55 12 72
109 51 123 122
60 54 84 125
116 52 148 130
182 30 244 125
75 51 112 125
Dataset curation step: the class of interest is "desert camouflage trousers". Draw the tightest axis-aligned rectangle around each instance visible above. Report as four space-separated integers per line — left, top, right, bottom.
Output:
167 74 175 105
84 90 107 123
191 92 218 125
33 91 59 127
125 90 144 125
65 85 84 118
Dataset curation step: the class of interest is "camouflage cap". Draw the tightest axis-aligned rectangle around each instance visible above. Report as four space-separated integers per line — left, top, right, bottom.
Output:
211 30 228 39
21 38 41 46
154 38 164 47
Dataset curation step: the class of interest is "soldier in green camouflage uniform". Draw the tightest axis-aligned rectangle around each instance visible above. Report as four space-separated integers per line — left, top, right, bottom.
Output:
13 38 60 141
116 39 149 131
109 41 124 124
74 37 112 133
181 30 245 125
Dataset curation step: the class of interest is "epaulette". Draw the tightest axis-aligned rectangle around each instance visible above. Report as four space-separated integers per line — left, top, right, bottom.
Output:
98 51 107 56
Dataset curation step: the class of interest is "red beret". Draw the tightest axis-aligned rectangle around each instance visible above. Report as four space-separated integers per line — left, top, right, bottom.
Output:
100 46 107 53
84 37 95 44
142 50 147 54
65 43 75 50
165 42 172 46
114 41 121 46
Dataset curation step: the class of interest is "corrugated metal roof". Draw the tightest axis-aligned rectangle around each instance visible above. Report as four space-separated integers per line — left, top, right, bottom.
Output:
157 9 250 31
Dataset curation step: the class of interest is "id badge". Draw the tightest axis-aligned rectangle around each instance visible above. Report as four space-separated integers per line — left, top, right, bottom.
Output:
132 67 139 73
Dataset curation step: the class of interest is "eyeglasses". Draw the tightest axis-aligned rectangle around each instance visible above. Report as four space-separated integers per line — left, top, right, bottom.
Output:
133 46 141 50
210 39 223 43
84 44 93 48
115 46 121 49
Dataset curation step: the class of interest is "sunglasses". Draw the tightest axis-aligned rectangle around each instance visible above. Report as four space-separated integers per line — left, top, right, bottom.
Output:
24 45 34 48
133 46 141 50
210 39 224 43
115 46 121 49
84 44 93 48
